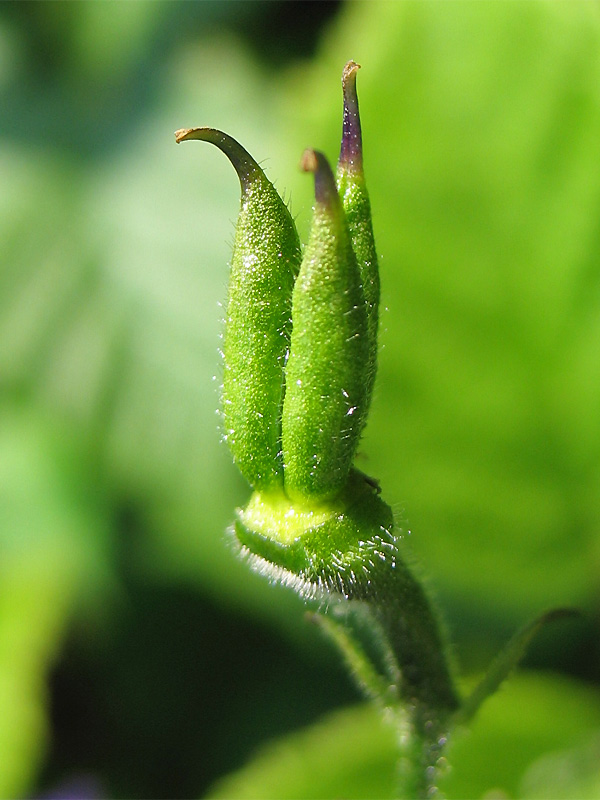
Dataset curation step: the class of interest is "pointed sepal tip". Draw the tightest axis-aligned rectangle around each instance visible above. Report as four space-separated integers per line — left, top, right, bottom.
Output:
339 60 363 173
301 148 339 208
174 126 261 190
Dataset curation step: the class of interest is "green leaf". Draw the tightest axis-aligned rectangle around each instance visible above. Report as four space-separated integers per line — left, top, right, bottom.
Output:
0 405 111 797
454 608 580 726
206 673 600 800
520 732 600 799
440 673 600 800
206 703 399 800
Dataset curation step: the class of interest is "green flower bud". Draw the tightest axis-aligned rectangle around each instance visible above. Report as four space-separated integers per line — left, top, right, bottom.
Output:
337 61 380 410
176 127 301 491
281 149 369 505
178 68 465 786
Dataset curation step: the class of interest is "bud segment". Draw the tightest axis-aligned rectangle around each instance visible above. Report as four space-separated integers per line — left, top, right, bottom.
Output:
281 150 369 505
176 127 301 491
336 62 380 412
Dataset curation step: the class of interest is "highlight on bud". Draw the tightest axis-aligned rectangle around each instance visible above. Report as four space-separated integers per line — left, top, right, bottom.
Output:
176 127 301 492
281 148 369 505
336 61 380 411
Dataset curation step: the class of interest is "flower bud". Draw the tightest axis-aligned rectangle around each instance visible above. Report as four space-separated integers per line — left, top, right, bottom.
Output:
281 149 369 505
176 127 301 491
337 61 379 411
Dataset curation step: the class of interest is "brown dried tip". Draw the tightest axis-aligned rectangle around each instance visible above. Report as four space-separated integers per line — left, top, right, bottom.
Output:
174 128 193 143
300 148 319 174
174 126 261 190
342 60 361 86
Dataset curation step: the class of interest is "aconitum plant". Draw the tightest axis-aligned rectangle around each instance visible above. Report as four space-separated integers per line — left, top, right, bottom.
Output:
176 62 570 799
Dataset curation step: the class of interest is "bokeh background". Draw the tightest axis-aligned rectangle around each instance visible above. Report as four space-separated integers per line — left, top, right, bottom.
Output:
2 1 600 798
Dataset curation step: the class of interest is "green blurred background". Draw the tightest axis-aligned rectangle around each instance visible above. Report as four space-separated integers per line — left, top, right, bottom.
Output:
2 2 600 798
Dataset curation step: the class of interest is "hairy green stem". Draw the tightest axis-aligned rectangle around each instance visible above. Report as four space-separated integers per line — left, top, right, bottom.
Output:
235 469 458 798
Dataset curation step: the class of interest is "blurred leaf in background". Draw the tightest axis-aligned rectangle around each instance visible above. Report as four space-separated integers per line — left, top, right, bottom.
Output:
207 673 600 800
280 0 600 643
1 3 351 797
1 1 600 798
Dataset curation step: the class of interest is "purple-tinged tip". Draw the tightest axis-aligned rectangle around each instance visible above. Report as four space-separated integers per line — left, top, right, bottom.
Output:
301 148 339 208
339 60 363 173
175 127 261 191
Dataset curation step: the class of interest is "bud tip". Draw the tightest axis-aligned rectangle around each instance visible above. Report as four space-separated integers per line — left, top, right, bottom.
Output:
339 60 363 172
175 128 193 143
301 149 338 207
174 126 261 189
342 60 361 86
300 148 319 174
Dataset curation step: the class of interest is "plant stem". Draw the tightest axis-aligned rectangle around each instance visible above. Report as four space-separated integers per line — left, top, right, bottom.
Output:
332 572 457 798
312 607 450 799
